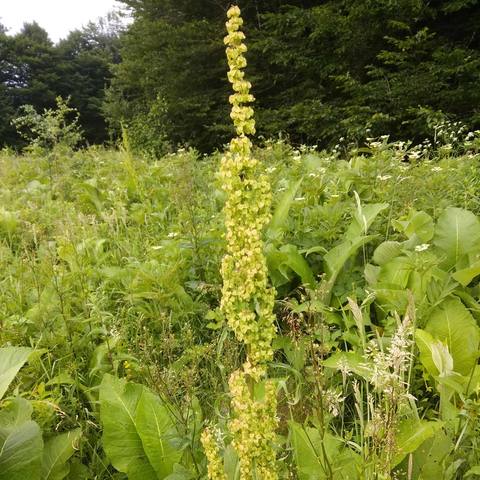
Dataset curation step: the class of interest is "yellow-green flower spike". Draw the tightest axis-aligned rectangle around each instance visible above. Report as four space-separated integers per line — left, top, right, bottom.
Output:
201 428 227 480
228 371 278 480
204 5 279 480
220 4 277 374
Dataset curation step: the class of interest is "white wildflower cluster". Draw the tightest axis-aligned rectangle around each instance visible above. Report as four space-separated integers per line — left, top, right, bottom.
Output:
434 120 466 148
324 388 345 417
365 313 413 400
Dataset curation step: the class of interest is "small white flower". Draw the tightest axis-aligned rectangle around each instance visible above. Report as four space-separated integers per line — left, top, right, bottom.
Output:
167 232 178 238
415 243 430 252
432 166 443 172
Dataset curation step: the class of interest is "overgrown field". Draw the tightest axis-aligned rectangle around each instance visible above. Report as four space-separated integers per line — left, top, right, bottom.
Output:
1 139 480 479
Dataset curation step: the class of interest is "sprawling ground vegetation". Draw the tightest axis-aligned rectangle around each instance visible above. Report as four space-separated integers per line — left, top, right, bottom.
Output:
1 127 480 478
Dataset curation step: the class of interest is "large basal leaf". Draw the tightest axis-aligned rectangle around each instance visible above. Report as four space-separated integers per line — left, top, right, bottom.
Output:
392 210 434 243
0 347 32 400
415 329 441 378
100 374 182 480
289 421 360 480
0 399 43 480
324 235 377 284
0 397 33 428
42 429 82 480
393 419 444 467
377 257 413 288
266 243 315 287
322 352 372 380
289 422 332 480
136 389 182 479
425 298 480 376
345 200 388 240
372 241 403 266
433 207 480 270
406 429 453 479
267 177 303 241
99 374 158 480
452 259 480 286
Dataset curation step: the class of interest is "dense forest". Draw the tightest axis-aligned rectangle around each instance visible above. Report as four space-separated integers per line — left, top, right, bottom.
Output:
1 0 480 152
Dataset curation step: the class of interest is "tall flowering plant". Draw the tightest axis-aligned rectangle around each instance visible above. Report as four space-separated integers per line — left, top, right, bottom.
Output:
201 5 278 479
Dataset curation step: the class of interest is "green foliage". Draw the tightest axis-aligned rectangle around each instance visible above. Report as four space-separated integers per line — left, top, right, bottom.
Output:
100 374 183 479
109 0 480 152
0 140 479 478
0 399 43 480
0 347 31 400
0 350 81 480
0 18 121 148
289 421 361 479
12 97 83 152
42 429 82 480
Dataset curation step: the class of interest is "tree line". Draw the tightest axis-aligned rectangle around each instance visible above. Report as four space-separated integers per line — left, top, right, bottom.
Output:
0 15 122 147
1 0 480 152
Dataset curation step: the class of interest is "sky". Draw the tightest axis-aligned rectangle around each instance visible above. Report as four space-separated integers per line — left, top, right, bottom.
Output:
0 0 126 42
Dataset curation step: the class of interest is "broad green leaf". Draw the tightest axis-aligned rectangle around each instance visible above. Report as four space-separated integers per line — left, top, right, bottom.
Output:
452 259 480 286
0 347 32 400
324 235 376 283
374 288 410 313
136 389 182 479
322 352 372 380
393 210 434 242
425 298 480 376
268 177 303 241
0 397 33 428
373 241 403 265
224 445 240 480
0 420 43 480
393 419 443 467
320 201 386 304
278 244 316 287
433 207 480 270
99 374 157 480
465 466 480 477
163 464 194 480
42 429 82 480
266 243 315 287
364 263 380 285
415 329 440 378
274 336 307 371
346 200 388 239
406 428 453 478
289 422 360 479
289 422 333 479
377 257 413 288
